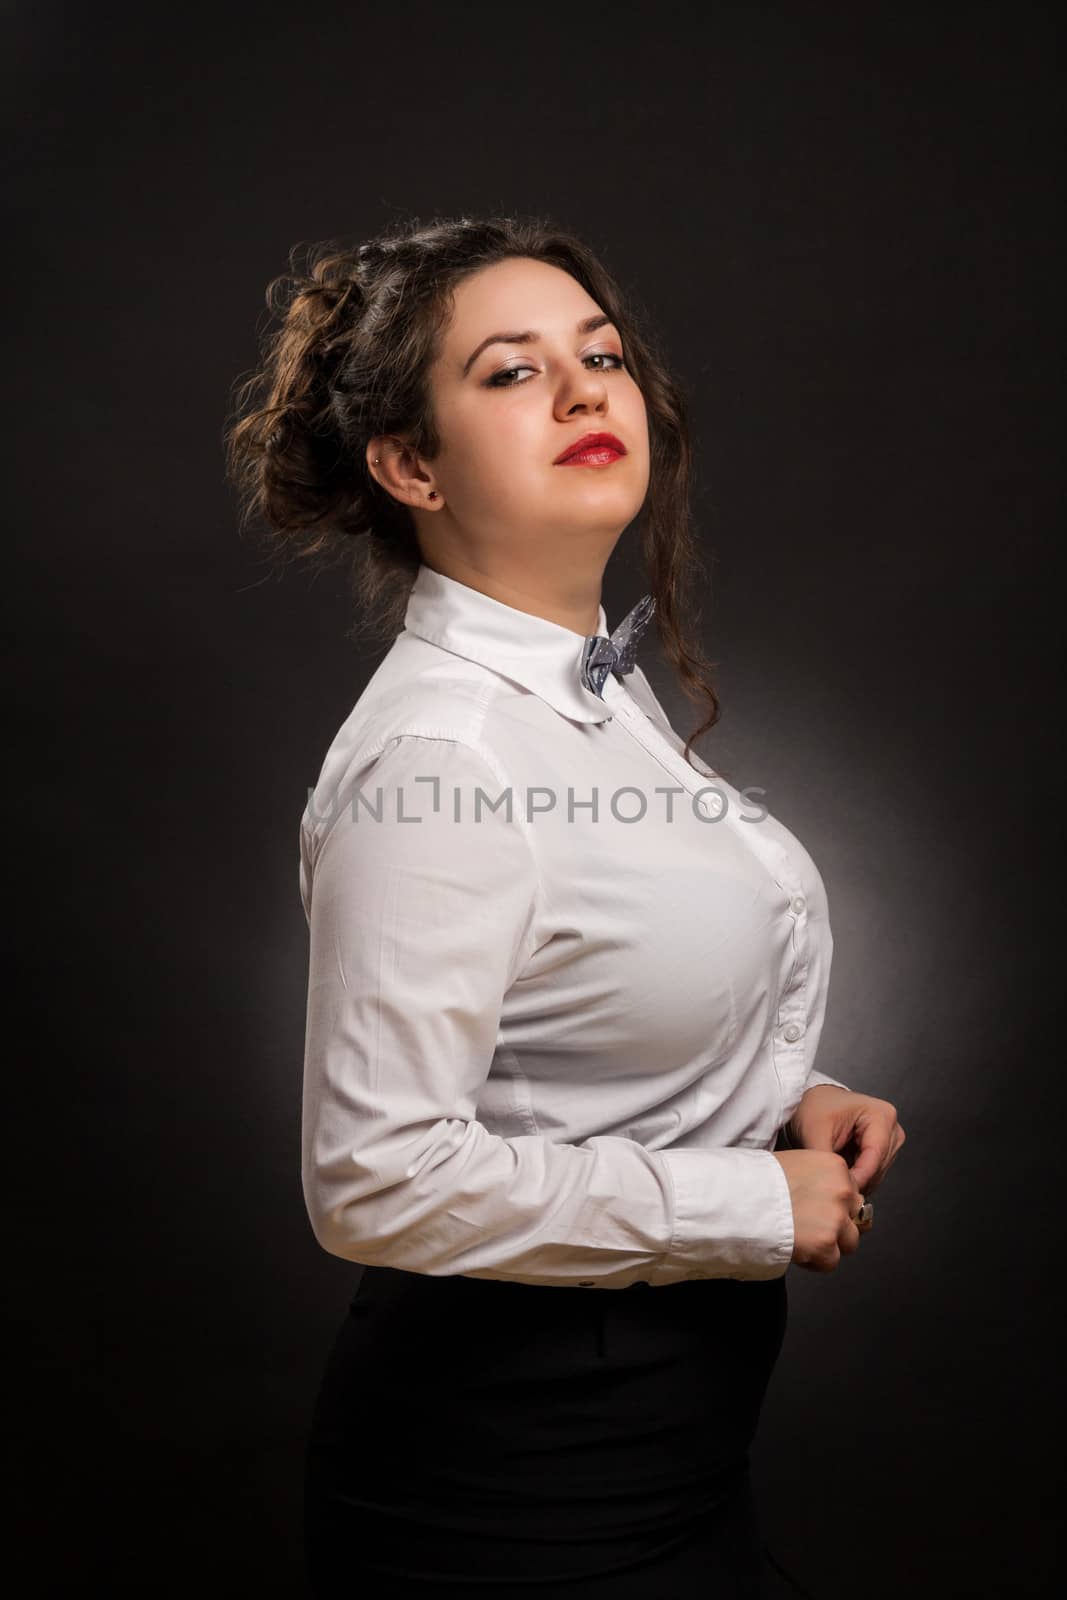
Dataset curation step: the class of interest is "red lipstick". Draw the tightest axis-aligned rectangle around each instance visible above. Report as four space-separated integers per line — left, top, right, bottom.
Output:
553 431 627 466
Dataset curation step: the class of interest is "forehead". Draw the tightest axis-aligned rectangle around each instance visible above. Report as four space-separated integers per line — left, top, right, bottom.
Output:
444 256 602 342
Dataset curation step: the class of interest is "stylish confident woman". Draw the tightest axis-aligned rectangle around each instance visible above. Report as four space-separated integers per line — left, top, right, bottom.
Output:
225 214 905 1598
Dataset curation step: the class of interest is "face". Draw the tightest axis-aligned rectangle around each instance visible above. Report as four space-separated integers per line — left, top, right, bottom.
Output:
372 256 651 595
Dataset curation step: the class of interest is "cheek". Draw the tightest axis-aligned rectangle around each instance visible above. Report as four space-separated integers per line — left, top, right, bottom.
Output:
467 406 547 483
439 416 540 519
623 385 650 442
631 404 653 487
448 395 540 457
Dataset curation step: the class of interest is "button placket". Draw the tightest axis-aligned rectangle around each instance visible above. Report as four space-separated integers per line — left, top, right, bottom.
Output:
775 886 809 1096
763 841 812 1100
608 681 813 1115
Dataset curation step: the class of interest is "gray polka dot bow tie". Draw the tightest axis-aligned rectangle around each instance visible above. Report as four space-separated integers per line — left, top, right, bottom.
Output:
579 593 657 699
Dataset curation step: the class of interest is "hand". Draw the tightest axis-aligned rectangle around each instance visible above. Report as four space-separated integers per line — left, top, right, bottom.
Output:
771 1149 865 1272
787 1085 906 1196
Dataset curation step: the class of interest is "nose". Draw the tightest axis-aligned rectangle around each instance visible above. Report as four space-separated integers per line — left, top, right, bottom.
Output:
556 362 609 416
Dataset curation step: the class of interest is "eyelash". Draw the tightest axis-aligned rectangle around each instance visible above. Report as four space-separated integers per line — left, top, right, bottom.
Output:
484 351 627 388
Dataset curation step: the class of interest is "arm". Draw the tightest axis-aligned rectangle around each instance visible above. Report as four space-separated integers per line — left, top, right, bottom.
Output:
301 734 794 1288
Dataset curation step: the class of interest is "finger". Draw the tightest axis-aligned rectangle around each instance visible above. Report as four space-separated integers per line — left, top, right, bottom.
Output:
850 1118 898 1192
884 1127 906 1173
838 1215 862 1257
849 1138 883 1193
844 1164 883 1203
863 1125 905 1191
838 1216 863 1254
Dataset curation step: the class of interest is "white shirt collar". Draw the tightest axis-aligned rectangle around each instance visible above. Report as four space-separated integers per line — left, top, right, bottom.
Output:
402 562 616 725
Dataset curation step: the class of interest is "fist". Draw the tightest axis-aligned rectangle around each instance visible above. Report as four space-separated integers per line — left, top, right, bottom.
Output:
772 1149 865 1272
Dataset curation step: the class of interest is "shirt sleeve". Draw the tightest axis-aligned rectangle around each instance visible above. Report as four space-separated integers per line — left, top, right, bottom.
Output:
300 733 795 1289
805 1068 851 1092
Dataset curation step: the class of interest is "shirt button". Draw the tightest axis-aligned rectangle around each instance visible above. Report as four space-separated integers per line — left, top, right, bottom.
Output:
790 895 806 914
782 1021 804 1042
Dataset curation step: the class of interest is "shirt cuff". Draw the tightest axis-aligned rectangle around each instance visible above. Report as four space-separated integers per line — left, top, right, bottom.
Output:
656 1145 795 1282
805 1069 851 1093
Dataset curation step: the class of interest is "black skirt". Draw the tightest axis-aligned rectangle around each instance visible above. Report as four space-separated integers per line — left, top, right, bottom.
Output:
304 1264 788 1595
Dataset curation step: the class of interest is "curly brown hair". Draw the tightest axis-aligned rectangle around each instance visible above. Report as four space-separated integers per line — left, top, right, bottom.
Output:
223 212 722 768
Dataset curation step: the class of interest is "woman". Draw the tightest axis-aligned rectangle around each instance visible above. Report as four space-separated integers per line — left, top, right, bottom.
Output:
225 215 905 1597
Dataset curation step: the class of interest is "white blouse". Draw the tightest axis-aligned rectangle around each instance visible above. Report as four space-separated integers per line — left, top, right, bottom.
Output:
299 563 848 1290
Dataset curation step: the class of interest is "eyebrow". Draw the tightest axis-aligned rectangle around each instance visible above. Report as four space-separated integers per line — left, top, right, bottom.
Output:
461 313 617 379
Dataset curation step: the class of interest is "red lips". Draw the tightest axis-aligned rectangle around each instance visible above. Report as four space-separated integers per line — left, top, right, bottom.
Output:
553 431 627 464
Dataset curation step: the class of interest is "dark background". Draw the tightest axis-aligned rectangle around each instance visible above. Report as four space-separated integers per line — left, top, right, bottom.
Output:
9 2 1062 1594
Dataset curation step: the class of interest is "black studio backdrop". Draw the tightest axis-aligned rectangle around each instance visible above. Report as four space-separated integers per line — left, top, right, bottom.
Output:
8 3 1063 1595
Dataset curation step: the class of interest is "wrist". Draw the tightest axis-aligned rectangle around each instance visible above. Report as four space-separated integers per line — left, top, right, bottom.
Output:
782 1084 850 1150
800 1083 850 1106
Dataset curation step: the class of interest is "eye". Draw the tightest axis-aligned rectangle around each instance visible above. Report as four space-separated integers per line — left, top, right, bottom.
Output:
585 351 626 373
485 364 537 388
484 351 627 388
